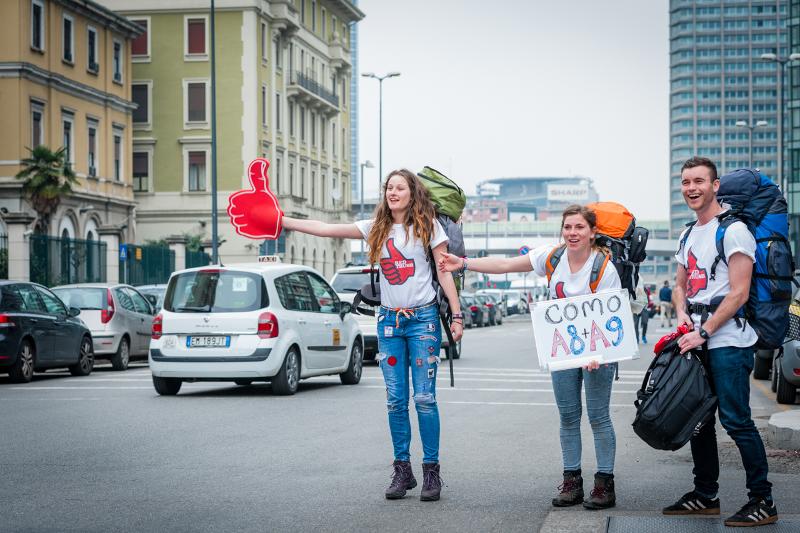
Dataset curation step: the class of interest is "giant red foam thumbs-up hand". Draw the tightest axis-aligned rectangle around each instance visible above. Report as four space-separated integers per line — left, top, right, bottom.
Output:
227 158 284 239
380 238 416 285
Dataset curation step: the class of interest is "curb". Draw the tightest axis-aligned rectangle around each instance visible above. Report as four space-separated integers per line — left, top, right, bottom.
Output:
768 410 800 450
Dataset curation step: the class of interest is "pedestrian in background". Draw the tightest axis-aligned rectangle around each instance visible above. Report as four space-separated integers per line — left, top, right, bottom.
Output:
662 156 776 526
659 280 673 328
282 169 463 502
438 204 620 510
631 283 650 344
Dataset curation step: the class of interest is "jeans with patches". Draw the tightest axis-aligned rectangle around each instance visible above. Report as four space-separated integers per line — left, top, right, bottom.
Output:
377 303 442 464
550 363 617 474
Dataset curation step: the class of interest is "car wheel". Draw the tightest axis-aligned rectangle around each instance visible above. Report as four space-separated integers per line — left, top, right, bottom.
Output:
69 336 94 376
340 341 363 385
9 339 35 383
775 358 798 405
111 337 130 371
152 375 182 396
234 380 253 386
753 350 772 380
272 346 300 395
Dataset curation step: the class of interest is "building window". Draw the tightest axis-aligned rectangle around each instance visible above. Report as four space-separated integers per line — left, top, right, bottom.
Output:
31 102 44 147
289 162 295 195
321 117 326 150
113 41 122 83
87 120 98 177
261 22 267 61
133 151 149 192
132 83 150 126
289 102 295 136
311 111 316 146
275 156 282 194
62 113 74 165
312 1 317 32
188 151 207 191
62 14 74 63
332 121 336 156
275 92 281 131
261 85 267 127
300 106 306 141
31 0 44 51
341 127 345 157
87 27 98 73
113 129 123 181
301 0 306 25
274 36 282 68
301 166 306 198
184 80 208 125
185 17 207 57
131 19 149 59
322 8 327 39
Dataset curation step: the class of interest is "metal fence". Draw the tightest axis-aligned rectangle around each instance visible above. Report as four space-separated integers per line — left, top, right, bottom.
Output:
0 234 7 279
119 244 175 286
30 234 107 286
185 249 211 269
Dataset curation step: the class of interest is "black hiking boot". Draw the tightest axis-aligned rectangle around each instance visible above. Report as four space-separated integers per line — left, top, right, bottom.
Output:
420 462 443 501
385 460 416 500
724 497 778 527
552 470 584 507
662 490 721 515
583 472 616 510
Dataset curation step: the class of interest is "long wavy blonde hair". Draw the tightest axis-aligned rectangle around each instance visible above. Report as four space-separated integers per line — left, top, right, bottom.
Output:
366 169 437 264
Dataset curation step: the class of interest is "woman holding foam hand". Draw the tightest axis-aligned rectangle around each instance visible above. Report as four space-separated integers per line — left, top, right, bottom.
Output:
282 168 462 502
438 204 621 510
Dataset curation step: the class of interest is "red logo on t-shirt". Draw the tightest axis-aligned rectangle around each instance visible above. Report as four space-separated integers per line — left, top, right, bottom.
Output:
554 282 566 299
380 238 416 285
686 249 708 298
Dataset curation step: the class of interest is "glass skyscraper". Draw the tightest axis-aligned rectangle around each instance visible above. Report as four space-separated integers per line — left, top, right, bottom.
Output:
669 0 788 237
788 0 800 258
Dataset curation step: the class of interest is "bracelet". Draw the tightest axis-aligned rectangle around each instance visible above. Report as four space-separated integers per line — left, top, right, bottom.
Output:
452 313 464 319
461 257 469 273
452 319 463 324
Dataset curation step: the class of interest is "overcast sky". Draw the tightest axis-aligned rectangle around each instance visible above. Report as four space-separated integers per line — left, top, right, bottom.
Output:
356 0 670 219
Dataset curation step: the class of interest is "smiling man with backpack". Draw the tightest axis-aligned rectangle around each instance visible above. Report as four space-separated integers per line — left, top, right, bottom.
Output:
664 156 787 527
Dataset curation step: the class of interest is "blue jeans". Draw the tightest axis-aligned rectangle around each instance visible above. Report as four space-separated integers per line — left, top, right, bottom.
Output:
550 363 617 474
377 303 442 464
690 346 772 500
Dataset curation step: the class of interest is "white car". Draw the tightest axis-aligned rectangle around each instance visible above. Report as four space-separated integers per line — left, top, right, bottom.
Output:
330 265 379 360
149 262 364 395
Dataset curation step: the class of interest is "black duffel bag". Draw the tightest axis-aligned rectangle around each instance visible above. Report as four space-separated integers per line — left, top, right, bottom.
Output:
632 336 717 451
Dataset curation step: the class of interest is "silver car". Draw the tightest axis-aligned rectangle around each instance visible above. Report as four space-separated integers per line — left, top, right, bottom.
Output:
52 283 155 370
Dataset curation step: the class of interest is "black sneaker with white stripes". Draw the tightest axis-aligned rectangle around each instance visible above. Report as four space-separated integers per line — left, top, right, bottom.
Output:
724 497 778 527
662 491 721 515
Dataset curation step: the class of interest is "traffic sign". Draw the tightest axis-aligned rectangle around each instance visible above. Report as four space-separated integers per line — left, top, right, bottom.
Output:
519 246 530 255
119 244 127 261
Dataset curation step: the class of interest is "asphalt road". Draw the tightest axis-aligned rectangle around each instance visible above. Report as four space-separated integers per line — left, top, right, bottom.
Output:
1 315 798 533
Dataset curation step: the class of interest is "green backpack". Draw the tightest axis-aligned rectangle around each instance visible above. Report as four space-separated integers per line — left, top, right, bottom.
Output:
417 166 466 222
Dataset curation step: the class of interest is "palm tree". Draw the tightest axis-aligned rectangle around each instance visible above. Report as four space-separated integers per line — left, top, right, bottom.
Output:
15 145 78 234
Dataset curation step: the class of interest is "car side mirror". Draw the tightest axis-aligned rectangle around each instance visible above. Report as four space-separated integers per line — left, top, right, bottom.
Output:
338 301 353 320
68 306 81 317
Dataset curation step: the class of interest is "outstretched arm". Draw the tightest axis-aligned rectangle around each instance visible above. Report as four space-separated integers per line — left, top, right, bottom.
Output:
438 252 533 275
432 242 463 342
282 216 363 239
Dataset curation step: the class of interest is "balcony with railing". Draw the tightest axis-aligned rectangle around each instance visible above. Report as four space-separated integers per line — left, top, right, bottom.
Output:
287 71 339 115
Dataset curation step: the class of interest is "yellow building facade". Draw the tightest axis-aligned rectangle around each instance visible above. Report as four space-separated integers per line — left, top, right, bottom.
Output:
0 0 141 247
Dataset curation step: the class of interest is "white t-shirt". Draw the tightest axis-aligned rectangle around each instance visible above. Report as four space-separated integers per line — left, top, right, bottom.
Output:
355 219 448 308
528 244 621 298
675 215 758 349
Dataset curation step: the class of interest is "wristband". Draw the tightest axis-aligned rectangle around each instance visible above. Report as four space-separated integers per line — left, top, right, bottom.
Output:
462 257 469 273
452 313 464 319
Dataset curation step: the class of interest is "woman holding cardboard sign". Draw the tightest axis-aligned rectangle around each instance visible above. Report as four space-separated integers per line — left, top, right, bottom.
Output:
439 204 621 510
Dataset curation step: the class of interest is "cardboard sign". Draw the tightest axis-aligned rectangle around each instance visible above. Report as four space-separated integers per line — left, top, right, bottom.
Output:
227 158 284 239
531 289 639 372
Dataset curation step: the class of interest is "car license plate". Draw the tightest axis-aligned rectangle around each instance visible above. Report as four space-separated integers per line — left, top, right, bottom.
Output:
187 336 231 348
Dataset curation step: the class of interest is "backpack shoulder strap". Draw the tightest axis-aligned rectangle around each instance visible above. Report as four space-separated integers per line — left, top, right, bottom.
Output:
589 250 611 294
677 220 697 254
710 213 739 280
545 245 566 285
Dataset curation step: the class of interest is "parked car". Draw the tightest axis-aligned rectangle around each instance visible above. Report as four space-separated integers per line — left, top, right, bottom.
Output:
330 266 379 361
477 289 508 316
52 283 155 370
459 295 475 329
149 262 364 395
504 290 529 315
0 281 94 382
462 292 488 327
475 293 501 326
137 284 167 312
771 301 800 404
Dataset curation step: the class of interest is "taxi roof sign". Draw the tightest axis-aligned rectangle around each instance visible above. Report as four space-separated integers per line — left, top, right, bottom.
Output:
257 255 281 263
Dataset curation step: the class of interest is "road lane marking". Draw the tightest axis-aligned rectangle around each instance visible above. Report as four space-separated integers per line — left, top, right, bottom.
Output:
442 400 633 407
359 385 637 394
361 376 643 385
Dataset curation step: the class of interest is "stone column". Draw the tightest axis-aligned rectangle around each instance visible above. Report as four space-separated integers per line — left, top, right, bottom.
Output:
98 225 123 284
3 213 35 281
166 235 187 272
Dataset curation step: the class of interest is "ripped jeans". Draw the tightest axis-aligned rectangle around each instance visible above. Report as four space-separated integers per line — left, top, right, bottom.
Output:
377 302 442 464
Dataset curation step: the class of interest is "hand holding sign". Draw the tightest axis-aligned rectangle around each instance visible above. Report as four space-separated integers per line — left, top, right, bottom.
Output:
380 238 415 285
227 158 284 239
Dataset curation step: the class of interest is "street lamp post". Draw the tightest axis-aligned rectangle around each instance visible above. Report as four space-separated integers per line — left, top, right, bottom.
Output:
210 0 219 264
359 160 374 258
760 53 800 194
361 72 400 196
735 120 768 167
